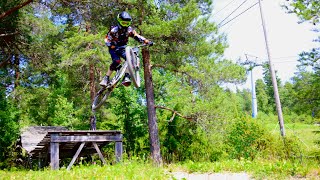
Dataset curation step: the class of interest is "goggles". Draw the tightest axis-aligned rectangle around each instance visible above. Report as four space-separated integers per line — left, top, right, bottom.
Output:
119 20 131 27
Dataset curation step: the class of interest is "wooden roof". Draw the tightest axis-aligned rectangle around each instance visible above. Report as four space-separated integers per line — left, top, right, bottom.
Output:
21 126 68 153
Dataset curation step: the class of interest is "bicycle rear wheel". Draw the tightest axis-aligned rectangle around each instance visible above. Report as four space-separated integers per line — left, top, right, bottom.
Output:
92 88 112 111
126 46 141 88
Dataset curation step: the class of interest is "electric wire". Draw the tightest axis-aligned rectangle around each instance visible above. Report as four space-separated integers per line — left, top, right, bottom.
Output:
217 0 248 27
219 2 259 28
212 0 237 18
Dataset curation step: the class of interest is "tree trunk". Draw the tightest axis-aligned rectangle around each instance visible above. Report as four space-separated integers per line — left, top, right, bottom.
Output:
89 64 95 101
142 48 162 165
14 53 20 87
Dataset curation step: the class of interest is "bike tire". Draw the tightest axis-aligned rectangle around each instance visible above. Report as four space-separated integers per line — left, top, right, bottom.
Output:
91 64 127 110
126 46 141 88
92 88 112 111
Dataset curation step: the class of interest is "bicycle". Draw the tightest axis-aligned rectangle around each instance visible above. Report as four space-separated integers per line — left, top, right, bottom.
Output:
91 43 152 111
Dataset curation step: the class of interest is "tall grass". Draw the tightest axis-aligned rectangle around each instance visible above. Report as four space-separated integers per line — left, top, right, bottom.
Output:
0 160 169 180
1 159 319 180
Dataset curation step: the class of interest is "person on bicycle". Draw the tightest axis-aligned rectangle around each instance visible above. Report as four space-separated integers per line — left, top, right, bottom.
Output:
100 11 151 87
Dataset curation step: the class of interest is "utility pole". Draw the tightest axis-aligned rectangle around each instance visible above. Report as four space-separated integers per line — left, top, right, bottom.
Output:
258 0 286 137
242 54 262 118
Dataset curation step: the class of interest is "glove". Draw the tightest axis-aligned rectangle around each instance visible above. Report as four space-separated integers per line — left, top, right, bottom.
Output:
144 39 153 46
106 42 116 49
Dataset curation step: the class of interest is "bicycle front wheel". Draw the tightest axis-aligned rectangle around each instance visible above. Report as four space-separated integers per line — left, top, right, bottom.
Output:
126 46 141 88
92 88 112 111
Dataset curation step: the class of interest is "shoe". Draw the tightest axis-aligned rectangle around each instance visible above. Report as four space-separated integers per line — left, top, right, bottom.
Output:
99 76 110 87
122 73 131 87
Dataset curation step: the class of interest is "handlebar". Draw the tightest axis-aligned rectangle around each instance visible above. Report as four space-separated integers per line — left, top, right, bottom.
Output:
137 41 154 48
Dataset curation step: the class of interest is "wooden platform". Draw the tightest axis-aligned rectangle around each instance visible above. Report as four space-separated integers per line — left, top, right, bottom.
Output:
27 130 123 170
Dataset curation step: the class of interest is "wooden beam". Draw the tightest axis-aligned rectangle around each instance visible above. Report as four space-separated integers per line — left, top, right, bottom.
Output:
115 141 123 162
51 135 122 143
50 134 59 170
67 142 85 170
92 142 107 165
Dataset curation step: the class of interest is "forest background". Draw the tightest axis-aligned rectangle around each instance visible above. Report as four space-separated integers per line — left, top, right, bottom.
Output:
0 0 319 175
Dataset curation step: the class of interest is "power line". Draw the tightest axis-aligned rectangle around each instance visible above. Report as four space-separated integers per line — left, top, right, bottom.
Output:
218 0 248 27
212 0 237 18
219 2 259 28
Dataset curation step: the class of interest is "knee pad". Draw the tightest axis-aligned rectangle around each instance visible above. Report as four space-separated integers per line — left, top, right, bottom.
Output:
110 59 121 71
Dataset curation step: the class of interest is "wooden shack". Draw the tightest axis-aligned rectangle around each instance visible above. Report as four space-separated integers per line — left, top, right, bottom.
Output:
21 126 123 170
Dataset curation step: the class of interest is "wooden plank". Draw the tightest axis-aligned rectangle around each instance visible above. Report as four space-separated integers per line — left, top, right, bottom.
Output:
67 142 85 170
47 130 121 135
51 135 122 143
93 142 107 165
115 134 123 162
50 134 59 170
115 141 123 162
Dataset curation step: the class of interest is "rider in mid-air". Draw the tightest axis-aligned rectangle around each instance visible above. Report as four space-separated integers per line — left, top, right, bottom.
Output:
100 11 151 87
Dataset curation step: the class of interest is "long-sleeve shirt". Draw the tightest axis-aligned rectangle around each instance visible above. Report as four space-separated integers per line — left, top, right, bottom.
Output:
105 25 146 47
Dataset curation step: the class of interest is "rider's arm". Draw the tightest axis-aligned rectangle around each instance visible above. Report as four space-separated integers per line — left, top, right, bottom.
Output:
105 27 117 48
129 28 149 44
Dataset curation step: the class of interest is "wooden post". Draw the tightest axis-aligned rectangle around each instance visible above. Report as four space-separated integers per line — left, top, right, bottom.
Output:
115 134 123 162
50 133 59 170
258 0 285 136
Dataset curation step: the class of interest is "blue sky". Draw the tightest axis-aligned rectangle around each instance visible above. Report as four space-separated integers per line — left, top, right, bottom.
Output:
212 0 319 89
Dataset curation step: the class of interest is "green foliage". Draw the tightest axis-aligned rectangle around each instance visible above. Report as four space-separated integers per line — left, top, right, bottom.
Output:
47 95 79 128
255 79 272 114
3 0 319 171
225 116 267 160
0 89 20 168
285 0 320 24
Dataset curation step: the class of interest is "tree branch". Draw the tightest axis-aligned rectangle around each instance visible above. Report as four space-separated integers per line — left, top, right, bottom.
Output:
0 0 33 20
0 55 13 68
155 105 195 122
0 32 19 37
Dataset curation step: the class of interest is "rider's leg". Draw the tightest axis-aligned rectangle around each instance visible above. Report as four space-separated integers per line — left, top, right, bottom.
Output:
100 49 121 87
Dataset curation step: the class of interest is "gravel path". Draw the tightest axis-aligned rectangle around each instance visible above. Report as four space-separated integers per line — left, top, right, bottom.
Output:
171 172 251 180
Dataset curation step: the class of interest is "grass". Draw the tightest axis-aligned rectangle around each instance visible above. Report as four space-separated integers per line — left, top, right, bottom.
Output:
265 122 319 154
0 159 319 180
1 120 319 179
0 160 169 180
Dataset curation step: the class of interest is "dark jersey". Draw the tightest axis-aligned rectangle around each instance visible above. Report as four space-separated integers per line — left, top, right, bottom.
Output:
105 26 146 47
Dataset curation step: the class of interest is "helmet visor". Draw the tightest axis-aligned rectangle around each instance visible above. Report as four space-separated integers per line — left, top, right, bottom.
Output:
119 20 131 27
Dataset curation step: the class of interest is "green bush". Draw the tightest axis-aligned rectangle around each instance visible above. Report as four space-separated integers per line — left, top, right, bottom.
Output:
225 116 266 160
224 115 303 161
0 90 20 169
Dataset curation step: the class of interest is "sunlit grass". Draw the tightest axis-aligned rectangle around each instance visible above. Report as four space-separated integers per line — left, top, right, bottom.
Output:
0 160 169 180
166 159 320 179
1 159 319 180
265 122 319 153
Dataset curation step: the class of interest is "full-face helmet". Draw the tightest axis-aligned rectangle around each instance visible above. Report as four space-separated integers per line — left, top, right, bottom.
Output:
117 11 132 28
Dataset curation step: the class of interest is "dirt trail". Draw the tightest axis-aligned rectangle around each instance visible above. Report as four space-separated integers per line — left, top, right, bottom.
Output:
171 172 251 180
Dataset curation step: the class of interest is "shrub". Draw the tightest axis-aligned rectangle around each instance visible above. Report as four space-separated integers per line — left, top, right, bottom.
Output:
225 116 266 160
